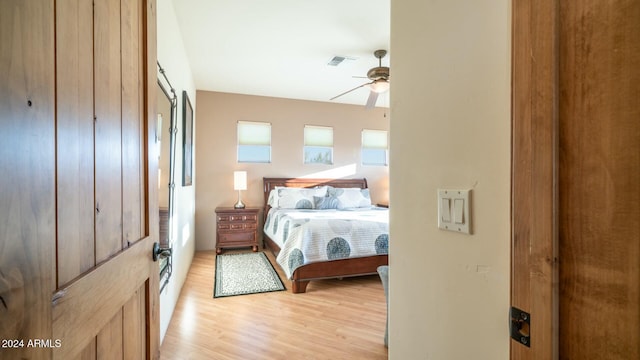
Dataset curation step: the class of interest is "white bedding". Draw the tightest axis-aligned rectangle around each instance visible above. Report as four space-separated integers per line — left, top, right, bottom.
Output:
263 207 389 279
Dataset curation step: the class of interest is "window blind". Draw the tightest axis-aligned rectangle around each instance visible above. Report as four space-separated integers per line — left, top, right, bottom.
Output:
304 125 333 147
238 121 271 146
362 129 388 149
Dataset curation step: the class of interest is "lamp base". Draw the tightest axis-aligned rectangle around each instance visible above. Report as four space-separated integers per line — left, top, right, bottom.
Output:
234 190 245 209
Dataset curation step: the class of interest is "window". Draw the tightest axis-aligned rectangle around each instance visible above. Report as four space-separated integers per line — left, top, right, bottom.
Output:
304 125 333 164
361 129 388 166
237 121 271 163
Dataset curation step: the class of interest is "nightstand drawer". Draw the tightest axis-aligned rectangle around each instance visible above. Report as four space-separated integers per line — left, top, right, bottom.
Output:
217 222 257 231
217 214 258 222
219 231 255 244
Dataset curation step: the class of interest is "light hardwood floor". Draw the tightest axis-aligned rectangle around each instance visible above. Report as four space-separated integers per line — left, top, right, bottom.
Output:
160 250 388 359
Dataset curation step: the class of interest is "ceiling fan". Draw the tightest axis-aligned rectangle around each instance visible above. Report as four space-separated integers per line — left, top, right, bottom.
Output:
330 49 390 109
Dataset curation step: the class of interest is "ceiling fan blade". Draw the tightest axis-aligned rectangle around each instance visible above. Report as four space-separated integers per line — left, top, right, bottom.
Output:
330 81 373 101
365 90 379 109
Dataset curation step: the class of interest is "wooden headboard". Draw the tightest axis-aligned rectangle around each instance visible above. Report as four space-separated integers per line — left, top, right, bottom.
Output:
262 177 368 218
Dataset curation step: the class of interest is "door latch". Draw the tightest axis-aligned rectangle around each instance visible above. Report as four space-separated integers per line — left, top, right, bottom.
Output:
510 306 530 347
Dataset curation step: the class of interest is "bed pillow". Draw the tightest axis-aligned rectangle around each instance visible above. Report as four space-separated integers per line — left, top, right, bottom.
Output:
267 189 280 207
327 187 372 209
267 186 308 208
276 186 328 209
313 195 340 210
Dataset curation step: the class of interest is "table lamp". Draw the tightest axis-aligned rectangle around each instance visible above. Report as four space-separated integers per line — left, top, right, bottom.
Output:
234 171 247 209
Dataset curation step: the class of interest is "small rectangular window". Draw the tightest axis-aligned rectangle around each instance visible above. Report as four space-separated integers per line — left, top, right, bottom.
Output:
304 125 333 164
237 121 271 163
362 129 388 166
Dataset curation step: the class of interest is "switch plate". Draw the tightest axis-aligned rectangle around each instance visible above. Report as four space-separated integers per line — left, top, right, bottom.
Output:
437 189 471 234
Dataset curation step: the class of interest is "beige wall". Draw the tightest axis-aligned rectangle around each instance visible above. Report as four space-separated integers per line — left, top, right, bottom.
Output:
389 0 511 359
194 91 390 251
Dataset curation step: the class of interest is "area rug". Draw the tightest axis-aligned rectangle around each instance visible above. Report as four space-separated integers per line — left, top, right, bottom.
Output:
214 252 286 298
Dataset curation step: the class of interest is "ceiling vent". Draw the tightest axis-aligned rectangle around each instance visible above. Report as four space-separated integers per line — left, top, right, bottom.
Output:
328 56 346 66
327 56 356 66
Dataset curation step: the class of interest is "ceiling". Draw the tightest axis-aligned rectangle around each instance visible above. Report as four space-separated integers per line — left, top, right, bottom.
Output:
172 0 391 108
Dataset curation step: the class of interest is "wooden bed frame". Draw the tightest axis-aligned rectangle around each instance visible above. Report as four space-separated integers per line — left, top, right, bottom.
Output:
262 177 389 293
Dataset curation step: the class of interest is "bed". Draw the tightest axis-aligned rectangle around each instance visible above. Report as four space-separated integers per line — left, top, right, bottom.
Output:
262 177 389 293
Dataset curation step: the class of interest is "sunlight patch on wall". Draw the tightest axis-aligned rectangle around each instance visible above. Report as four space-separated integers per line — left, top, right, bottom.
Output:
300 163 357 179
182 222 191 247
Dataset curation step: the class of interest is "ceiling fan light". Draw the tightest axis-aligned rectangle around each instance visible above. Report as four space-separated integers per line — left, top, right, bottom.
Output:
368 80 389 93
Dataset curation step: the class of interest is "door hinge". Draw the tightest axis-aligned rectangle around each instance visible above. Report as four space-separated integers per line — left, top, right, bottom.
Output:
510 306 530 347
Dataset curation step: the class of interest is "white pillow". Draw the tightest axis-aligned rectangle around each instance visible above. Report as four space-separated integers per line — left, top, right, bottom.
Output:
274 186 328 209
327 187 372 209
267 189 280 207
267 186 291 207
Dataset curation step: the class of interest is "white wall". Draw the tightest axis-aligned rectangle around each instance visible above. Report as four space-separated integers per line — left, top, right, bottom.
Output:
389 1 511 358
157 0 196 343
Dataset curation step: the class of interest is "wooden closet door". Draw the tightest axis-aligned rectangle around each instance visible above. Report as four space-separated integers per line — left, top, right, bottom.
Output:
557 1 640 358
511 0 640 359
0 1 160 359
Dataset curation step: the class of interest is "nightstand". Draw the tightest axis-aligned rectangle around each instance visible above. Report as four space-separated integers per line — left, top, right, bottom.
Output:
215 207 260 254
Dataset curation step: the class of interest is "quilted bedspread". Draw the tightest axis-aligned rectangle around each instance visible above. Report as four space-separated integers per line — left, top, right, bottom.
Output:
263 207 389 279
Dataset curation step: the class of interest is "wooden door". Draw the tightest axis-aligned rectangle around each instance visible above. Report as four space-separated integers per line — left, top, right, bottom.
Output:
511 0 640 359
0 0 160 359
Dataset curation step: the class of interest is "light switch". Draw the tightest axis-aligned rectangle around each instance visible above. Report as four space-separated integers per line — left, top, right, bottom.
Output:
454 199 464 224
437 189 472 234
441 198 451 222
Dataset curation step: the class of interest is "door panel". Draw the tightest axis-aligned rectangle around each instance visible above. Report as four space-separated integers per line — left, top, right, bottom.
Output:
51 236 154 359
94 0 124 263
558 1 640 358
122 0 146 246
56 0 96 288
512 0 640 359
97 309 124 360
123 286 147 359
0 0 159 359
0 1 56 359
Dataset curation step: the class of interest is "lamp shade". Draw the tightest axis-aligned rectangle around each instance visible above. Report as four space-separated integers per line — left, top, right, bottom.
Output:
234 171 247 190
